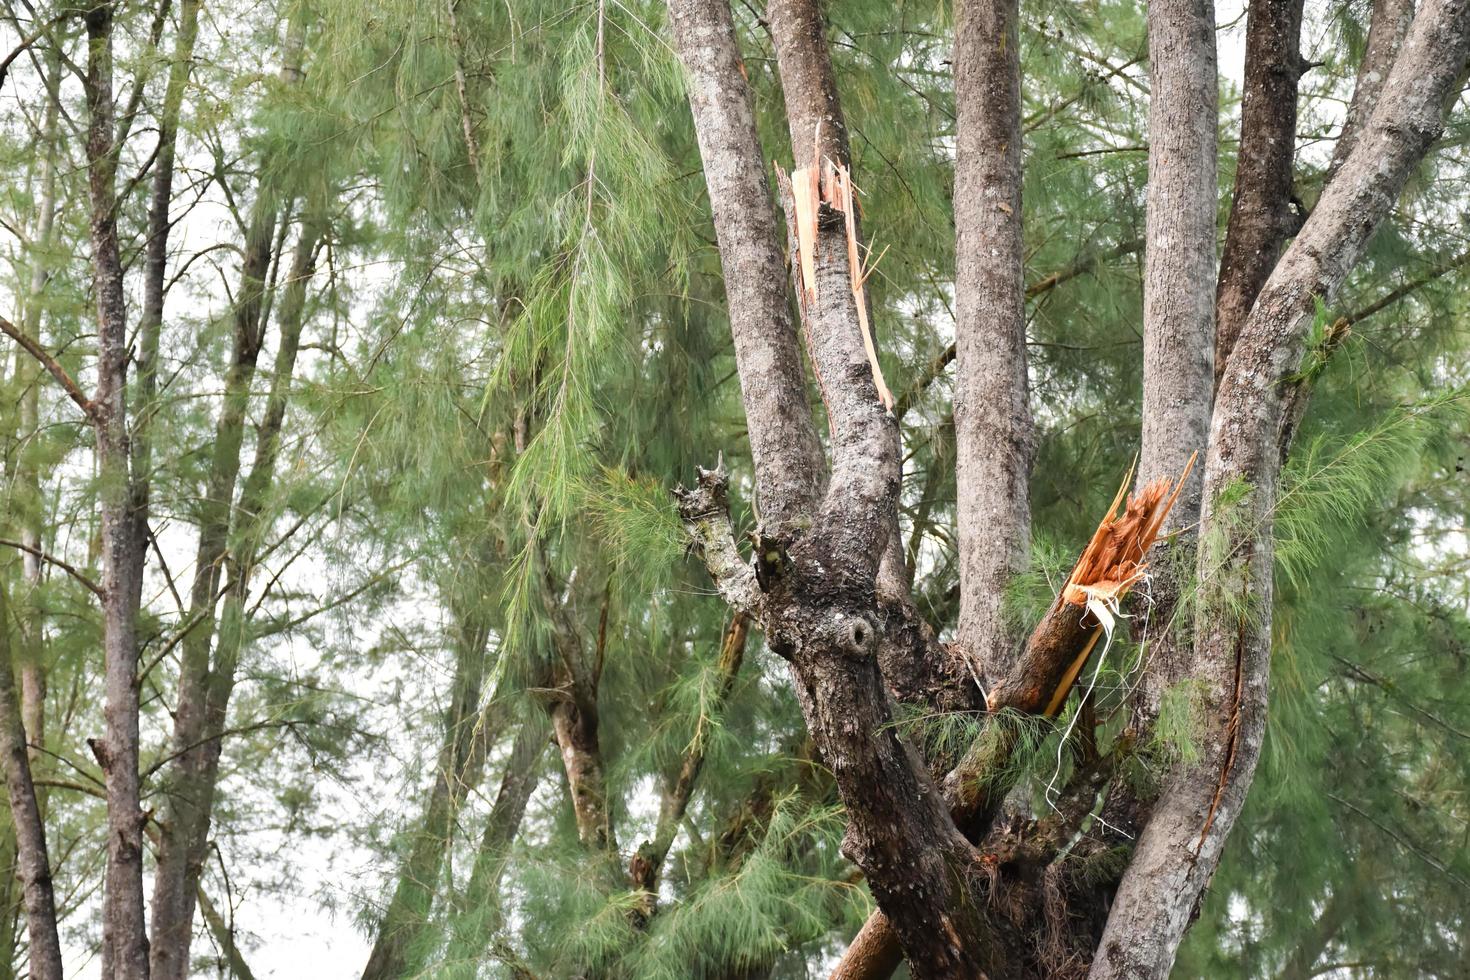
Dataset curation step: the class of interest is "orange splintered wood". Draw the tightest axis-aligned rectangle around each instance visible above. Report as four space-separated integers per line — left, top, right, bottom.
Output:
1062 451 1197 609
789 126 895 412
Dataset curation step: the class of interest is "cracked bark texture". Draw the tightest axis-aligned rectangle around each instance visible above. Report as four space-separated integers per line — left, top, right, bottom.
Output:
952 0 1032 687
1214 0 1305 383
1091 2 1470 976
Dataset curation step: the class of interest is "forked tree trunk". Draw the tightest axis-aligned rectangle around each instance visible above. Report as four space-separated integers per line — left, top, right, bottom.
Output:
1091 3 1470 975
150 221 322 978
667 0 1470 977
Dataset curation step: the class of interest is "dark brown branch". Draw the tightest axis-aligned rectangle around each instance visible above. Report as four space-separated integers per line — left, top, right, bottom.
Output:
0 315 97 421
0 539 104 598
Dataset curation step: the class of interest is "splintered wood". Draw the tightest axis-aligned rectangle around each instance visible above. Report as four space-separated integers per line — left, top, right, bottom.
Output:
1062 452 1197 615
782 128 895 412
1036 452 1198 717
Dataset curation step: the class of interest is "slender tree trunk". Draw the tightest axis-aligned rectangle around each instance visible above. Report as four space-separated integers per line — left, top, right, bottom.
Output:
629 613 749 911
360 613 496 980
1327 0 1415 182
664 0 824 533
0 586 62 980
440 715 548 974
150 223 321 978
1090 4 1470 975
1214 0 1305 383
83 3 152 975
150 195 275 980
951 0 1031 687
1138 0 1216 517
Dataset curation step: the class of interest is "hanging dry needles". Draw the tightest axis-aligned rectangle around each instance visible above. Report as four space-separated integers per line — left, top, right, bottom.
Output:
779 124 895 412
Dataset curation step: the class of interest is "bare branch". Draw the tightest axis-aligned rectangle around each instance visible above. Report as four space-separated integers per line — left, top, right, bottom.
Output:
0 315 97 422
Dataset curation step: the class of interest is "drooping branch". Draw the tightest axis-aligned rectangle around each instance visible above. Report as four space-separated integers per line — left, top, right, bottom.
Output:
1092 3 1470 975
0 538 104 598
951 0 1032 686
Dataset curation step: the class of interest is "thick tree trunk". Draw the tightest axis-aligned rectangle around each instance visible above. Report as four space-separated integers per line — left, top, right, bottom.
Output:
83 3 152 975
952 0 1032 686
1214 0 1305 383
1090 4 1470 976
0 586 62 980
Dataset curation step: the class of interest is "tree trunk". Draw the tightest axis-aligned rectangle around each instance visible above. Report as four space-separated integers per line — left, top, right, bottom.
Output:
1090 4 1470 976
951 0 1032 686
0 586 62 980
1214 0 1305 383
441 715 548 974
1326 0 1415 182
83 2 152 975
664 0 824 533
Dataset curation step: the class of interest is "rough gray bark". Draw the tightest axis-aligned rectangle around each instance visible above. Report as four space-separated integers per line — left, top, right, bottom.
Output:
665 0 824 532
1090 3 1470 975
150 223 321 980
0 586 62 980
83 3 152 975
1138 0 1216 515
1214 0 1305 382
1131 0 1218 721
951 0 1031 687
1327 0 1416 182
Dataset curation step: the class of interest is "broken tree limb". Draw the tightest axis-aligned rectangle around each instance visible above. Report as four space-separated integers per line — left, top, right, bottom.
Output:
828 457 1196 980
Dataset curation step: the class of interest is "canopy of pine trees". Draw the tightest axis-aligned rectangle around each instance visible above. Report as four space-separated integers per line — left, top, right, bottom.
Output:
0 0 1467 977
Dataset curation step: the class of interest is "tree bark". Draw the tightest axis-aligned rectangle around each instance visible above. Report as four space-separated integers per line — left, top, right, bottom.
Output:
952 0 1032 687
1090 3 1470 976
0 585 62 980
83 2 152 975
1138 0 1216 516
1214 0 1305 383
665 0 824 532
1327 0 1416 182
